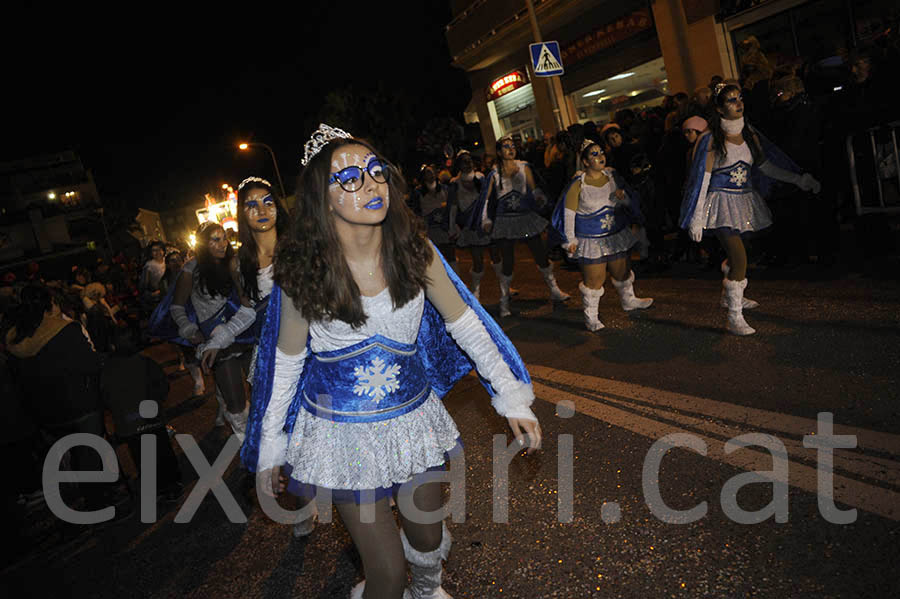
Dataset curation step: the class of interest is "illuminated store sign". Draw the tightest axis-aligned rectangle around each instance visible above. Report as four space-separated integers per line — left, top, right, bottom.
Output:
487 70 527 101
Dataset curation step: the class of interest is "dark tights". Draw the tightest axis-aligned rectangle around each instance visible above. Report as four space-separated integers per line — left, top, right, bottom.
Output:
716 231 748 281
469 245 502 274
336 480 444 599
498 236 549 277
213 354 248 413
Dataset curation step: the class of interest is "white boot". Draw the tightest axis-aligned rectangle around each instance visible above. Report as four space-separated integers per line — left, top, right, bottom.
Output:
189 364 205 396
720 261 758 309
470 269 484 301
224 404 249 443
492 262 518 296
611 271 653 311
349 581 366 599
498 272 512 317
539 264 570 301
579 282 605 332
402 523 453 599
723 278 756 336
214 385 226 427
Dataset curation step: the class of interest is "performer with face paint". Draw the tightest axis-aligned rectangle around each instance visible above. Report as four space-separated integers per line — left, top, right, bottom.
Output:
680 82 820 335
469 136 569 317
550 141 653 331
242 124 541 599
447 150 504 300
149 221 254 440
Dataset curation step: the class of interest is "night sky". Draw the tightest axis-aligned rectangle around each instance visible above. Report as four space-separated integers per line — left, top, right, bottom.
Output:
4 2 471 213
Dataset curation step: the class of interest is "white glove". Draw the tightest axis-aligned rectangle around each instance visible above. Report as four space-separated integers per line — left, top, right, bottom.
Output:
445 308 536 422
564 208 577 253
688 171 711 243
170 304 199 341
257 347 308 472
800 173 821 194
201 305 257 351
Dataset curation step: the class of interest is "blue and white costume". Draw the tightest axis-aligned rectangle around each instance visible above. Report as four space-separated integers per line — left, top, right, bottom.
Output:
679 127 811 236
550 169 641 263
471 160 548 240
449 173 490 248
241 252 535 502
420 184 454 247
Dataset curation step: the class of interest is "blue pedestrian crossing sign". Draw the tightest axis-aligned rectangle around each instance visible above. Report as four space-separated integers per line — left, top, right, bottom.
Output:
530 41 564 77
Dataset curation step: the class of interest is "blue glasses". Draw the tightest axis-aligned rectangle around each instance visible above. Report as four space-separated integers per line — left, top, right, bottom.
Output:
329 157 390 192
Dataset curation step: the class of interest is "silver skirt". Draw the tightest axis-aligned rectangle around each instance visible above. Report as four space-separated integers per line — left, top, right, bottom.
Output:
491 212 548 240
576 227 638 260
285 392 461 491
456 227 492 248
702 190 773 233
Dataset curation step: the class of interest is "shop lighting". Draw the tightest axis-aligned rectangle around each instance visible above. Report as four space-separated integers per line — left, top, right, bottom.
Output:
583 89 607 97
597 96 612 103
608 72 635 81
48 192 56 199
833 86 843 91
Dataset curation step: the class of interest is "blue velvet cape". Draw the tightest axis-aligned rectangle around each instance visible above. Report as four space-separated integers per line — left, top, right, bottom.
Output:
548 170 643 248
240 247 531 472
679 127 802 229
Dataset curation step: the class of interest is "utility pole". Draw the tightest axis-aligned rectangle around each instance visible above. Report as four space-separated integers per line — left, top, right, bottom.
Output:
524 0 564 132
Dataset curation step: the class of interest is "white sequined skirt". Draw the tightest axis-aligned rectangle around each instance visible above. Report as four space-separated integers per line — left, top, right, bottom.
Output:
492 212 548 240
284 392 460 491
702 190 773 234
576 227 638 261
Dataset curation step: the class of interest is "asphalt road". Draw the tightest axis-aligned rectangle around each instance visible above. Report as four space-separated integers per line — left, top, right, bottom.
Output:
4 249 899 598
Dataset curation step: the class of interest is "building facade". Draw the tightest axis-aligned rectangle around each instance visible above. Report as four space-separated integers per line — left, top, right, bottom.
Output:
446 0 895 150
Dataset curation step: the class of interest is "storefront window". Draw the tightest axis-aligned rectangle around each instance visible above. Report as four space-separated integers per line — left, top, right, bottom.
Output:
569 57 667 125
490 83 540 141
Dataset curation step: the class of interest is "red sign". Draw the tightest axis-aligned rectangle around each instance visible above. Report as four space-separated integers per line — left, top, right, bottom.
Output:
560 8 652 67
487 70 527 101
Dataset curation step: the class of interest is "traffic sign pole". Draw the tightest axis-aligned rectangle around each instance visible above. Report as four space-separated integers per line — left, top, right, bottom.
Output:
525 0 564 132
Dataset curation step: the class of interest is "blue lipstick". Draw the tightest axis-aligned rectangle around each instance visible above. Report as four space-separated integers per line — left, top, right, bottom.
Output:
365 197 384 210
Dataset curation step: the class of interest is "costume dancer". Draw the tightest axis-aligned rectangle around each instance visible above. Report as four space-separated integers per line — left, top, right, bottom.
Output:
415 166 459 277
242 124 541 599
447 150 502 300
680 82 820 335
471 136 568 317
150 222 255 440
550 141 652 331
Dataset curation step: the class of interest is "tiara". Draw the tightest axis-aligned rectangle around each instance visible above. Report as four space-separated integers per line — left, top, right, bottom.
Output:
301 123 353 166
237 176 272 192
580 139 597 152
713 82 729 99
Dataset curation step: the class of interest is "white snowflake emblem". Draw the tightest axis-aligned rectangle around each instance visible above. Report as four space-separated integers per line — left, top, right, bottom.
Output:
601 214 615 229
353 357 401 403
505 195 521 210
730 165 748 186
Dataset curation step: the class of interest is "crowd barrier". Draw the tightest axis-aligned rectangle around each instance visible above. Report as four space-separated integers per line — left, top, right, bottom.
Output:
846 120 900 216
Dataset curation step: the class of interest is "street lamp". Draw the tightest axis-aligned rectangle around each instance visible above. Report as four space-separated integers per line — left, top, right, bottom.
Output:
237 142 285 198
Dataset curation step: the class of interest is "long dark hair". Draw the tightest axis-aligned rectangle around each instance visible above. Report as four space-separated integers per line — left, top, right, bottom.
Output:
236 180 289 302
9 284 54 344
194 223 234 298
275 137 430 327
494 137 515 192
709 83 764 164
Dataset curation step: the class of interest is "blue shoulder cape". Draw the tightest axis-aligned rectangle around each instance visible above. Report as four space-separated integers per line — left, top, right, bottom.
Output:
679 126 802 229
548 170 643 248
240 247 531 472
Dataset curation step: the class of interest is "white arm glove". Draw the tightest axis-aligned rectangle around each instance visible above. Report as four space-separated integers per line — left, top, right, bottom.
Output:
257 346 307 472
688 171 711 243
170 304 199 340
759 162 821 194
202 305 257 351
445 308 536 422
564 208 577 253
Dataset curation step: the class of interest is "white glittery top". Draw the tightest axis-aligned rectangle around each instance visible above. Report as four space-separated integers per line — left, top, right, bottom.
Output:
577 172 615 214
451 174 484 212
492 160 528 195
308 288 425 353
182 259 227 323
420 187 448 218
718 141 753 169
256 263 274 302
